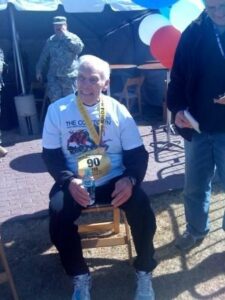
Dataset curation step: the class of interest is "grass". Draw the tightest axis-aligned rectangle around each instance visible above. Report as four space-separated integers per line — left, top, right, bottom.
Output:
1 184 225 300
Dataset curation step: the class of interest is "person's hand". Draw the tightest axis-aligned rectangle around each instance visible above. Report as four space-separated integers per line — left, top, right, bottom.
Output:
56 28 68 38
36 73 42 82
175 110 192 129
214 95 225 105
111 177 133 207
68 178 91 207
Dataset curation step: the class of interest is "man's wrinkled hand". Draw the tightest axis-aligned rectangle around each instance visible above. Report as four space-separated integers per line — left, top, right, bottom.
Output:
68 178 90 208
111 177 133 208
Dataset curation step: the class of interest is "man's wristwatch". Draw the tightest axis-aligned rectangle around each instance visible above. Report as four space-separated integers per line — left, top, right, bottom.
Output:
128 176 137 187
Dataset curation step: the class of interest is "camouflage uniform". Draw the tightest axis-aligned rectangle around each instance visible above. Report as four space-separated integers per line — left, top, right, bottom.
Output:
36 31 84 102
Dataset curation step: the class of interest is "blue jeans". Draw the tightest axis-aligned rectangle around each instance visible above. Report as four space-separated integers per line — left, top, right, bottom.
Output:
184 132 225 237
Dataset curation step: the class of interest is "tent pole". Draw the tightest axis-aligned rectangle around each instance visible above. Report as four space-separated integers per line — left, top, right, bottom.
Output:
8 4 26 95
13 46 19 92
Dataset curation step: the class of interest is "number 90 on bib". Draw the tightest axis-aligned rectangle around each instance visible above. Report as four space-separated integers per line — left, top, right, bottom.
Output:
78 153 111 179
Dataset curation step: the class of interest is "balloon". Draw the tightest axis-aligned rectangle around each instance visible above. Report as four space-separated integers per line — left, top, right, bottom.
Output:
170 0 204 32
133 0 178 9
138 14 170 45
160 7 171 19
150 25 181 69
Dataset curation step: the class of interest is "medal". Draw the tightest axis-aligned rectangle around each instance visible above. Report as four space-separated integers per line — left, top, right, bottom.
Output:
78 148 111 179
77 95 111 179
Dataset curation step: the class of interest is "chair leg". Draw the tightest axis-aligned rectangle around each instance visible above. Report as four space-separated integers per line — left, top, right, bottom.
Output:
0 240 19 300
113 208 120 234
138 95 142 116
125 96 130 112
121 211 133 265
40 94 49 124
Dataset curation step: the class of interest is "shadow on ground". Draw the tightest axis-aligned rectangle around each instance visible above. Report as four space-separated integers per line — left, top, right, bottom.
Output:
10 152 46 173
0 214 135 300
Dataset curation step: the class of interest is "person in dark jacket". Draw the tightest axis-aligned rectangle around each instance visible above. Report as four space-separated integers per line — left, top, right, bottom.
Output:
167 0 225 251
42 55 157 300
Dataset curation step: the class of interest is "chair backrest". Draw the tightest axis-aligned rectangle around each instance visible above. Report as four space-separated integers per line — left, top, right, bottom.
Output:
121 76 145 115
123 76 145 97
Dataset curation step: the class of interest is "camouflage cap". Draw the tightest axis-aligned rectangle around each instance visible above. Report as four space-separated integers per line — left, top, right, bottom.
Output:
53 16 67 25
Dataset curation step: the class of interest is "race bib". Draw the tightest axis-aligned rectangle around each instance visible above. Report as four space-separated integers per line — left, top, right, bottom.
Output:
78 148 111 179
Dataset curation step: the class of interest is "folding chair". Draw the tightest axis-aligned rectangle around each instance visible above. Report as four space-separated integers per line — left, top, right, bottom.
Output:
0 234 19 300
114 76 145 116
78 204 133 264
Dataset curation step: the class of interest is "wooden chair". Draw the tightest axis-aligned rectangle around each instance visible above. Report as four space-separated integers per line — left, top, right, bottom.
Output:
114 76 145 116
0 235 19 300
78 205 133 264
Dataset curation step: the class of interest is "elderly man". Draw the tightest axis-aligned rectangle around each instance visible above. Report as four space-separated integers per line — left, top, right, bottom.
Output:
42 55 157 300
36 16 84 102
167 0 225 250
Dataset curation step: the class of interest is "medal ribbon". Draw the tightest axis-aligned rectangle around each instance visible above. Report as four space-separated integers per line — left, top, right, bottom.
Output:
77 95 105 146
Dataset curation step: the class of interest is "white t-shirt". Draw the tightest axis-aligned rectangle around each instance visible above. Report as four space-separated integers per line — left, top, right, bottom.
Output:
42 93 143 186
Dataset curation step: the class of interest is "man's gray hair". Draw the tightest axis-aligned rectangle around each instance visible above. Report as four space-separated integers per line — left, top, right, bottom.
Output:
78 55 110 80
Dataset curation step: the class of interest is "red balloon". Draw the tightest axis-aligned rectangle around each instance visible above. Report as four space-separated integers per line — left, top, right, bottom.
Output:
150 25 181 69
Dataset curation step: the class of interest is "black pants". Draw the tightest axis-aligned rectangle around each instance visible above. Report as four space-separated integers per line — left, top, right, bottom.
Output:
49 177 157 276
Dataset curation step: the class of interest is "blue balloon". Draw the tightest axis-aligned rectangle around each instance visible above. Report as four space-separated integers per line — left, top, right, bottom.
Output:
160 6 171 18
133 0 178 9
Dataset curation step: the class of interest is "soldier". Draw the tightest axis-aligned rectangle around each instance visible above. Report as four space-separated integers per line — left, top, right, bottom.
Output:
0 48 8 158
36 16 84 102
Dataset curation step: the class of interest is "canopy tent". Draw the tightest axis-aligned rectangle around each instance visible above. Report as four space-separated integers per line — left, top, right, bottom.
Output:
0 0 166 129
0 0 155 90
1 6 152 63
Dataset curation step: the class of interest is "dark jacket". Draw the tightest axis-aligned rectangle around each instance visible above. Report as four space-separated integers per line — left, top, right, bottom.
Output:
167 11 225 140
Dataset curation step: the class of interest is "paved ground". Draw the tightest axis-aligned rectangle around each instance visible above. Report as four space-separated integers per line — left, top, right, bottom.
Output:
0 122 184 224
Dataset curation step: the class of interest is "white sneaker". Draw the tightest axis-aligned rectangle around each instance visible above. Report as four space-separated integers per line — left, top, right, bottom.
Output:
72 273 91 300
134 271 155 300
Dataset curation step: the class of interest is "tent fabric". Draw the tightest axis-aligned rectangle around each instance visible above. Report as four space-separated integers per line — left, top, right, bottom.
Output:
0 0 60 11
0 0 165 131
0 4 153 76
62 0 145 13
0 0 145 12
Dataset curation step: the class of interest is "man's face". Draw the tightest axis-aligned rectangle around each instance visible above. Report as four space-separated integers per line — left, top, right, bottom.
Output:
204 0 225 26
77 64 109 105
54 23 67 35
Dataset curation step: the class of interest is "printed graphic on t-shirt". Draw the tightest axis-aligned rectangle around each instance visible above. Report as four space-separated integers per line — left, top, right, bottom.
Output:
67 128 111 154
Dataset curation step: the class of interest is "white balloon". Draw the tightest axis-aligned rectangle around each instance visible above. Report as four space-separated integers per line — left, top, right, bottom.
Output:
170 0 204 32
188 0 205 10
138 13 171 45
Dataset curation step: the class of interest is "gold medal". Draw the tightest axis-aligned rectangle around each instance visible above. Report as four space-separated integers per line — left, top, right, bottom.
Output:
78 148 111 179
77 95 111 179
